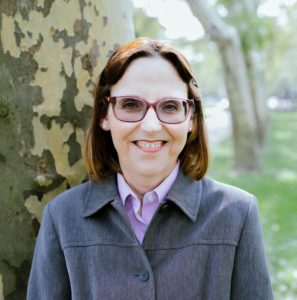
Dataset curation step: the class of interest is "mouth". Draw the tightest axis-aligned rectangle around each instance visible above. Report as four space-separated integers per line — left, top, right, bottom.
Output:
133 140 166 153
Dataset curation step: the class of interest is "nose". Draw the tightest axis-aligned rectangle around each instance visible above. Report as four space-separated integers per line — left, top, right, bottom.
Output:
140 107 162 132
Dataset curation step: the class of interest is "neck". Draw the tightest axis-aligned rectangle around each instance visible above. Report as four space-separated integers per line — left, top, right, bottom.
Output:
121 167 176 201
122 174 162 201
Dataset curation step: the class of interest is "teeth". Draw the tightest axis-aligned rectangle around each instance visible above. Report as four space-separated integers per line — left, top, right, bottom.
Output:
136 141 162 149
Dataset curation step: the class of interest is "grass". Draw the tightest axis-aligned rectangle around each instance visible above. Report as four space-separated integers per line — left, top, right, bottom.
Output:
208 111 297 300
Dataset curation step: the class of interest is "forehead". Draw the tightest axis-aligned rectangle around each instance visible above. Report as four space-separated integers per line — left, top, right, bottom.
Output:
110 56 187 99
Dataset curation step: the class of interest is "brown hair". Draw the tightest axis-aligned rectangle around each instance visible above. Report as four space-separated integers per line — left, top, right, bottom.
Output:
84 38 209 180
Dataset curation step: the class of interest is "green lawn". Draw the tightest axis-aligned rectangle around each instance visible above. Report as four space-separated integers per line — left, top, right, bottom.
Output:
208 111 297 300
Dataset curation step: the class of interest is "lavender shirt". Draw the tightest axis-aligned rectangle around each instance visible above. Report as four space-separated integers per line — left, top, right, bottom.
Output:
117 163 179 243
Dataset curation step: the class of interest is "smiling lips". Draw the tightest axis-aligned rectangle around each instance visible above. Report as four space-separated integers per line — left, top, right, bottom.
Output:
134 140 165 153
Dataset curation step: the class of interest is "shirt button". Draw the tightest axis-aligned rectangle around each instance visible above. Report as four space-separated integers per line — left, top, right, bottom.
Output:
138 270 150 282
160 203 170 211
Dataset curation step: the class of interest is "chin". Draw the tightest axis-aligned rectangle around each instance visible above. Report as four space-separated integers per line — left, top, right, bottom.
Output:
134 163 171 178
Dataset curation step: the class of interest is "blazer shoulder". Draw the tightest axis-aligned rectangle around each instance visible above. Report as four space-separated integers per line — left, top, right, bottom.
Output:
201 176 257 219
203 176 255 201
198 177 261 243
45 175 118 220
47 181 91 213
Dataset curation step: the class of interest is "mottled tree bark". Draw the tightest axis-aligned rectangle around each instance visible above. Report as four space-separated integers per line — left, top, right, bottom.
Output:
186 0 260 171
0 274 3 300
0 0 134 298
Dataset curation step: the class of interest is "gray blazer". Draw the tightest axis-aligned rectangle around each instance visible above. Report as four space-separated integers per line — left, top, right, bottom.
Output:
27 170 273 299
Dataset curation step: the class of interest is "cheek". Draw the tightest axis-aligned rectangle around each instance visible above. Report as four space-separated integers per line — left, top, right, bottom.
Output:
109 130 127 160
108 121 135 152
179 130 190 150
109 125 124 147
168 125 190 149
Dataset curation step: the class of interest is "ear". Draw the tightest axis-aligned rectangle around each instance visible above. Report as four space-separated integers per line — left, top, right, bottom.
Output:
100 118 110 131
188 117 194 132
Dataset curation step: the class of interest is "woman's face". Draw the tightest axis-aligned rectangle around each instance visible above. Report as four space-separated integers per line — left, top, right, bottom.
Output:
102 56 193 184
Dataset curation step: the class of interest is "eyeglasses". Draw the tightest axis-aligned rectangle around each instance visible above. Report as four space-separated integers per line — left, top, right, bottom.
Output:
105 96 194 124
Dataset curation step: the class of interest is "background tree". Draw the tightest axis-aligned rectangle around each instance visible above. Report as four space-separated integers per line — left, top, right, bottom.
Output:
216 0 270 145
0 0 134 298
134 7 166 39
264 1 297 100
186 0 261 171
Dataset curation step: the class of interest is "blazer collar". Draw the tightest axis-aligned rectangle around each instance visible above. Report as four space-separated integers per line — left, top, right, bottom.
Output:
166 169 202 222
83 169 202 221
82 175 119 217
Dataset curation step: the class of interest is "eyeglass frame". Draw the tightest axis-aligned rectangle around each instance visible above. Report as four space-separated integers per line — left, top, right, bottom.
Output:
104 96 195 124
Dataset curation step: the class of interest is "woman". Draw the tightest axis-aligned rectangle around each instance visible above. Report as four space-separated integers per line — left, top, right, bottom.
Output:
27 38 273 299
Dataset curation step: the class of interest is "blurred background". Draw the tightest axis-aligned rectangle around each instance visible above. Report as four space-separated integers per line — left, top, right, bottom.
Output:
0 0 296 299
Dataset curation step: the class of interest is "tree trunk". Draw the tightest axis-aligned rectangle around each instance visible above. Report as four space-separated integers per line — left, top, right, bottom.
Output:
0 275 3 300
0 0 134 298
245 49 267 146
186 0 260 171
226 0 268 146
244 0 268 147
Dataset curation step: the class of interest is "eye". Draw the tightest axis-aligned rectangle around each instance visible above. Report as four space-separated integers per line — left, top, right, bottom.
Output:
119 98 143 111
159 100 182 113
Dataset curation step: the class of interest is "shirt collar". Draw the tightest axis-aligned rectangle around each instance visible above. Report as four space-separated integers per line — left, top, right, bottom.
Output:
117 162 180 206
83 167 202 222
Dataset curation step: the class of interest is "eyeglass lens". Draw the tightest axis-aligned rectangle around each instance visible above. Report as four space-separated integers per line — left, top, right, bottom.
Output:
112 97 191 123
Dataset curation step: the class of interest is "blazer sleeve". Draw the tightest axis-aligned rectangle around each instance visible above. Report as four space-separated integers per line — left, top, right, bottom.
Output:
231 196 274 300
27 202 71 299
